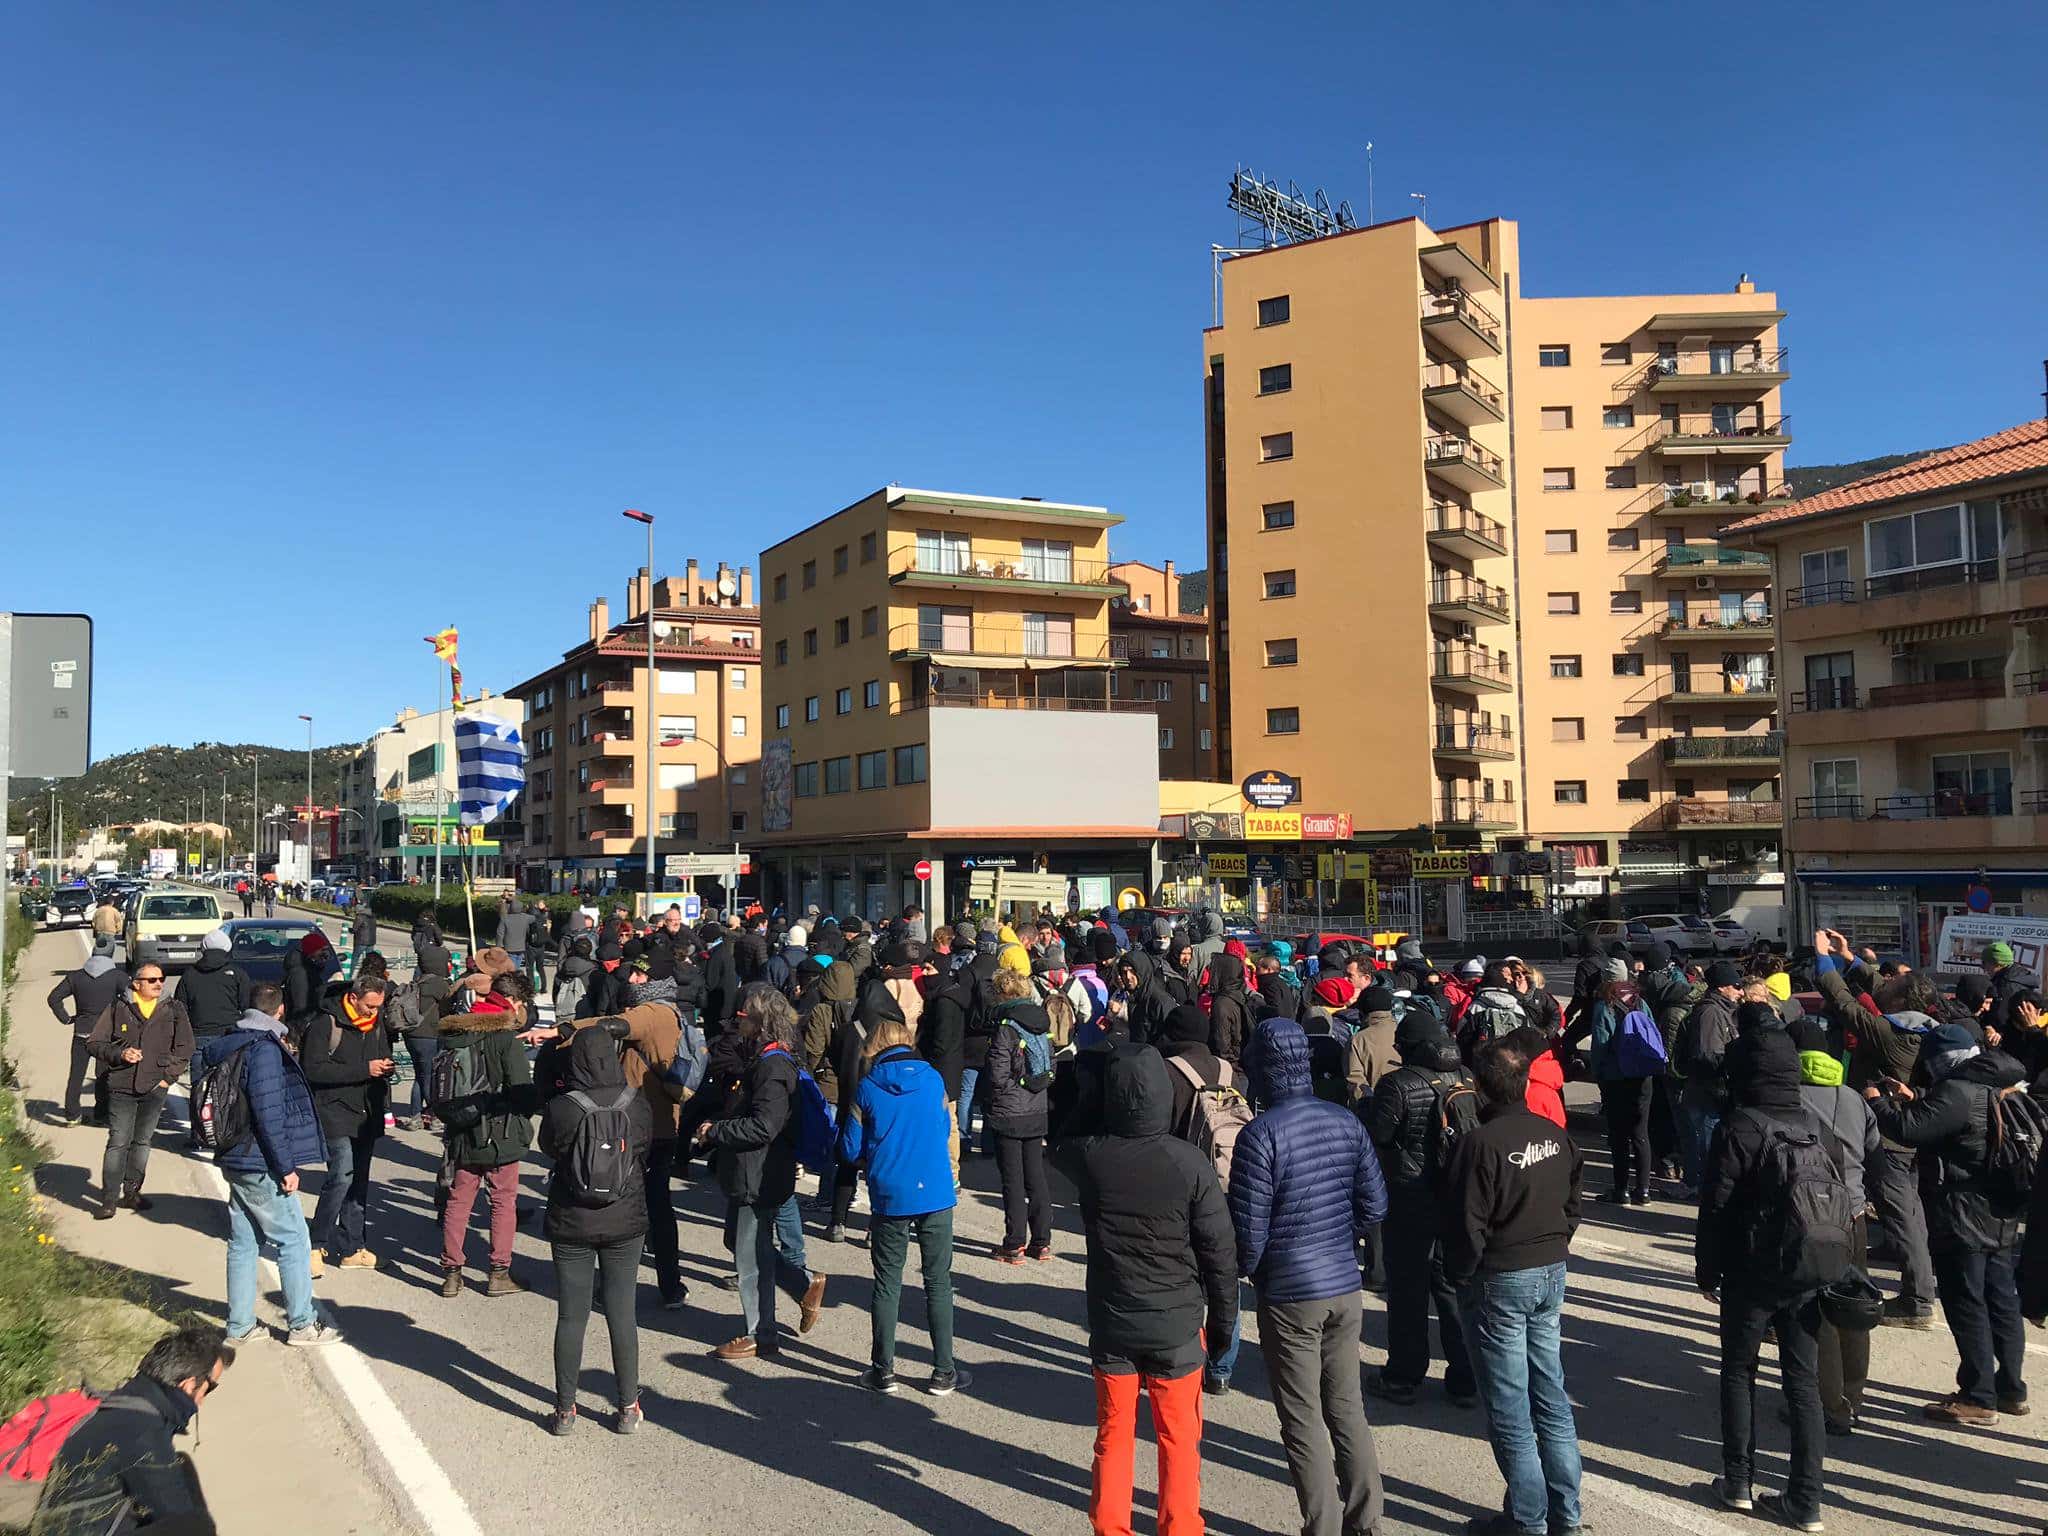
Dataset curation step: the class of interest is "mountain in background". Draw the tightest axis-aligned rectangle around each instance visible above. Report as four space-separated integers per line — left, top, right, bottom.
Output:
9 742 354 840
1178 568 1208 615
1784 451 1938 499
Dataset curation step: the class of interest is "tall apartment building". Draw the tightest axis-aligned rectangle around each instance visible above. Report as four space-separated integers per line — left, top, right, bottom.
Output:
1110 559 1215 781
508 561 760 892
1205 211 1789 907
757 487 1161 920
1726 419 2048 960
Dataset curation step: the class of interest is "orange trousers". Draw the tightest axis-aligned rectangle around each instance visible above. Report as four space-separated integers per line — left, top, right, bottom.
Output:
1090 1366 1204 1536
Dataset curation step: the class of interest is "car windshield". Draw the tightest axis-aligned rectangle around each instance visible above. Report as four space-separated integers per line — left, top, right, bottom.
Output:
1626 921 1651 935
1681 917 1711 931
232 926 312 957
141 896 217 920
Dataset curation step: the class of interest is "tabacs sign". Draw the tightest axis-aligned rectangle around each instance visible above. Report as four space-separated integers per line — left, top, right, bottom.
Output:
1240 770 1302 810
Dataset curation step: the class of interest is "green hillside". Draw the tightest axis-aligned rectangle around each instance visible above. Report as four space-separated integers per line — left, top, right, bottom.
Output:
1784 450 1937 499
9 741 353 843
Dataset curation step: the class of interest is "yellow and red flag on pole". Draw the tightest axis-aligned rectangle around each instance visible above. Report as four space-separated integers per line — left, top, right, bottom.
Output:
424 628 464 709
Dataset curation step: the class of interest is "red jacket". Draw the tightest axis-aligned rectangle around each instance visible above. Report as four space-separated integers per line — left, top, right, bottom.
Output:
1525 1048 1567 1128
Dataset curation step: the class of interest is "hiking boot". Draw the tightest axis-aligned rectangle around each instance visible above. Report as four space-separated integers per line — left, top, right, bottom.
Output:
308 1251 325 1279
440 1267 464 1299
118 1192 152 1212
1922 1395 1996 1427
1758 1493 1824 1532
1202 1373 1231 1397
1463 1516 1543 1536
286 1322 342 1348
1364 1372 1418 1406
1714 1477 1755 1512
614 1401 643 1435
799 1273 828 1334
94 1203 117 1221
336 1249 378 1270
1025 1242 1053 1262
549 1407 577 1436
823 1223 846 1243
993 1244 1026 1265
485 1267 524 1298
714 1336 758 1361
860 1367 899 1395
925 1367 970 1397
1879 1298 1934 1330
1997 1393 2030 1417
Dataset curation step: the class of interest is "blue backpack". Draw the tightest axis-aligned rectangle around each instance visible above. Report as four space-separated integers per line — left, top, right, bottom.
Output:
792 1067 837 1173
1614 1006 1669 1078
1007 1020 1054 1093
662 1020 708 1095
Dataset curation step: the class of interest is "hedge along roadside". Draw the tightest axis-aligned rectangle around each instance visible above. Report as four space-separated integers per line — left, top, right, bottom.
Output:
365 887 585 946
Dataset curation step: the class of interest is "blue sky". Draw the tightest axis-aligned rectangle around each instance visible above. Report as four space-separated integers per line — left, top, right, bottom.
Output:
6 2 2045 758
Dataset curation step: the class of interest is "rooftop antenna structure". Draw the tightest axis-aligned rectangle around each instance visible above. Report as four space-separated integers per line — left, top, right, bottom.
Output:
1227 166 1357 250
1366 141 1375 224
1410 191 1429 226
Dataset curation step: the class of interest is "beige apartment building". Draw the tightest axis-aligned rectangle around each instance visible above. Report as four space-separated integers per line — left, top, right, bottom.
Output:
1110 559 1216 781
508 561 761 892
1205 210 1789 909
1725 418 2048 961
756 487 1161 920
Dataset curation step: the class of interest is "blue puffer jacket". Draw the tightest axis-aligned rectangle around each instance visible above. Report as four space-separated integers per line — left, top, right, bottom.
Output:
1228 1017 1388 1303
840 1046 956 1219
195 1016 326 1179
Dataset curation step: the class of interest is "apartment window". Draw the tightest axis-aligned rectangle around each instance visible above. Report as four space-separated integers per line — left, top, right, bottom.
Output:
863 680 881 709
1547 592 1579 615
730 715 747 737
1866 502 1994 586
1608 527 1640 552
1197 681 1209 703
1600 341 1632 365
1257 294 1290 326
1264 569 1296 598
823 757 851 795
828 616 846 647
657 763 697 791
1199 727 1213 752
730 812 747 835
730 668 748 689
1544 530 1577 555
775 705 790 729
728 765 748 787
835 687 852 715
1612 653 1644 677
893 743 928 785
1673 779 1695 798
1552 717 1585 742
1150 638 1171 659
857 750 887 790
1610 590 1643 614
1265 638 1299 667
1798 548 1850 603
1538 344 1571 367
1549 655 1582 678
803 696 820 723
658 812 696 837
1258 363 1292 395
1602 405 1636 429
801 559 816 590
850 607 873 641
803 628 818 657
772 573 787 602
1617 778 1651 802
1810 759 1861 817
794 762 819 798
1540 406 1573 431
1542 468 1575 492
1160 727 1176 749
1260 432 1294 462
1158 681 1174 702
833 544 849 576
773 639 789 666
1267 707 1301 735
859 532 877 564
1802 652 1856 711
657 669 696 696
1932 751 2014 812
1262 501 1296 530
1554 780 1587 804
657 714 696 741
1614 716 1647 739
1021 612 1074 658
1606 467 1638 490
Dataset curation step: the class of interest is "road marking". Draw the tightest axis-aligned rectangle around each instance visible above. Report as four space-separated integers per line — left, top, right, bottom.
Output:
70 929 481 1536
1581 1473 1756 1535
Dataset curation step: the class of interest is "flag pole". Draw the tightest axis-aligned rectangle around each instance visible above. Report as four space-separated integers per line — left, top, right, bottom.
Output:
433 652 446 903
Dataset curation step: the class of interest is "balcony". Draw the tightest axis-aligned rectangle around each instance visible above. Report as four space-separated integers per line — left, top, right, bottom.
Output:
1623 481 1793 522
1432 646 1513 695
1651 543 1774 577
1866 676 2004 710
912 670 1147 713
889 545 1123 598
1626 415 1792 459
1795 790 2048 854
1793 795 1864 820
1664 673 1776 704
1426 501 1507 559
1419 288 1503 359
889 621 1115 666
1429 573 1511 626
1637 797 1784 832
1421 362 1505 426
1662 731 1784 766
1638 348 1790 396
590 729 636 756
1863 557 2000 601
1876 789 2015 819
1433 724 1516 763
598 685 640 709
1659 610 1774 635
1419 241 1499 294
1424 432 1506 492
1436 796 1518 831
1643 309 1787 335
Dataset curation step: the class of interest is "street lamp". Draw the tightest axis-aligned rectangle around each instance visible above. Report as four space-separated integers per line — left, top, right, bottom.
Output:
298 715 314 887
623 509 657 909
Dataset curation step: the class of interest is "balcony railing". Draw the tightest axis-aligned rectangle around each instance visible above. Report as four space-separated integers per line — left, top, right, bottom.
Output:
910 684 1152 714
2023 790 2048 814
1866 676 2004 709
1788 682 1859 713
1626 347 1791 392
1653 543 1774 572
891 622 1113 661
1863 558 2000 600
1421 361 1504 413
890 546 1121 587
1875 790 2015 819
1666 673 1776 701
1430 574 1511 615
1663 731 1784 763
2009 550 2048 580
1424 433 1505 483
2016 669 2048 696
1432 647 1513 688
1436 796 1517 827
1426 501 1507 552
1660 611 1774 634
1433 723 1516 757
1641 797 1784 830
1419 288 1502 347
1785 580 1855 609
1794 795 1864 820
1624 414 1792 456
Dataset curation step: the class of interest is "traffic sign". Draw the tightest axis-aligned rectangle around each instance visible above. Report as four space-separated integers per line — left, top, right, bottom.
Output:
1966 883 1993 913
914 859 933 881
663 853 751 877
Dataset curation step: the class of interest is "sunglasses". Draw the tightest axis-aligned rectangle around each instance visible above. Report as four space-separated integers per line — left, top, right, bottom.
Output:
135 975 166 984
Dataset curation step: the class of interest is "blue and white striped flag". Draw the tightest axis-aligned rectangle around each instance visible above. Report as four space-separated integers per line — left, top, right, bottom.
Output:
454 712 526 827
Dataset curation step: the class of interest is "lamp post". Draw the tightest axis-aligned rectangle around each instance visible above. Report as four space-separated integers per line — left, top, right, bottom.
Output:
298 715 314 888
249 755 260 875
624 509 657 911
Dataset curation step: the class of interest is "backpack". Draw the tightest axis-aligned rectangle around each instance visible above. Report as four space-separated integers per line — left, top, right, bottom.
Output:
1460 994 1523 1055
1423 1071 1483 1184
0 1389 139 1528
1986 1084 2047 1211
1298 1018 1349 1104
1612 1006 1670 1079
559 1086 636 1207
381 979 424 1036
1166 1055 1253 1187
553 970 589 1022
1749 1118 1857 1291
193 1039 257 1155
429 1038 495 1132
663 1019 709 1095
1038 984 1078 1049
792 1067 837 1174
1006 1019 1055 1094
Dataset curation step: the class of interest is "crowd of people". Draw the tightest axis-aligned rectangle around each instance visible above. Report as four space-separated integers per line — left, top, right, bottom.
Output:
22 893 2048 1536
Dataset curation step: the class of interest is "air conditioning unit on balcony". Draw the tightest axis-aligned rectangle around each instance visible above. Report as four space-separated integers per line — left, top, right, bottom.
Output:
1688 481 1715 500
1694 576 1716 591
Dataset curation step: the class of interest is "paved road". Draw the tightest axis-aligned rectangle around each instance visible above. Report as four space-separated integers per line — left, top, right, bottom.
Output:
16 914 2048 1535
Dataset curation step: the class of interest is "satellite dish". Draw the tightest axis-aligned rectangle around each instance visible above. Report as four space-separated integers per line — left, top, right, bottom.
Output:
651 621 672 640
717 572 738 598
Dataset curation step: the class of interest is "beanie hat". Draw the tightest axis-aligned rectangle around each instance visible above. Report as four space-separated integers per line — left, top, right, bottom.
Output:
786 922 808 948
1151 916 1173 945
1923 1021 1983 1080
202 929 232 954
1359 983 1395 1016
1457 958 1485 980
1953 974 1991 1010
1735 1000 1783 1036
1985 941 2015 968
1090 930 1120 965
1223 938 1249 961
1599 957 1629 984
1787 1014 1830 1056
952 920 979 949
1313 976 1353 1009
1164 1002 1210 1046
879 938 924 969
1705 960 1743 990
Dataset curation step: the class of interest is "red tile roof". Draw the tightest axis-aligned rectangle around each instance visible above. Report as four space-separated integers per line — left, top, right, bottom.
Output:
1725 417 2048 535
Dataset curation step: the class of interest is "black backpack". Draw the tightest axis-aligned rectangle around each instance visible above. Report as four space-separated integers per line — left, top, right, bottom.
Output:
560 1086 636 1208
1423 1070 1482 1186
1749 1117 1857 1291
1987 1084 2047 1212
194 1040 257 1154
429 1038 496 1133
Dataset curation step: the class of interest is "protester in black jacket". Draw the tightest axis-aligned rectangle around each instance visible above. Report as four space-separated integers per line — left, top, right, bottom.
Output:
47 942 125 1124
179 932 247 1041
698 923 741 1034
1206 954 1258 1066
300 975 396 1267
1153 1003 1228 1133
1056 1045 1236 1536
538 1024 651 1434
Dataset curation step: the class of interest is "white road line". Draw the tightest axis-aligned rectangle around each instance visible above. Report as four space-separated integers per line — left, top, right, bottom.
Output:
1580 1473 1757 1535
72 928 482 1536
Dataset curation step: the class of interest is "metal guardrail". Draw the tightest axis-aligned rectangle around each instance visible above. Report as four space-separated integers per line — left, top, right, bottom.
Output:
1864 559 1999 600
1433 724 1515 753
1430 575 1511 612
1424 433 1505 481
1436 797 1516 826
1654 543 1774 570
1432 647 1513 686
1421 362 1504 411
889 546 1120 586
1663 731 1784 762
1621 347 1790 393
1785 580 1855 609
889 622 1113 661
1793 795 1863 819
1875 790 2014 819
1866 677 2003 708
1427 501 1507 546
1788 684 1859 713
1420 288 1503 346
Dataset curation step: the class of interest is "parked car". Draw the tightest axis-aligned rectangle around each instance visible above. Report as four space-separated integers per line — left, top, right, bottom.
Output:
1637 913 1718 960
41 884 95 930
1578 918 1654 961
1707 917 1753 954
218 918 321 986
124 890 225 972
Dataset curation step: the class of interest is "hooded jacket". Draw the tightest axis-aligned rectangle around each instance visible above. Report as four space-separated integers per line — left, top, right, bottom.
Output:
840 1045 954 1218
47 955 126 1038
1680 989 1742 1107
1874 1045 2028 1254
195 1011 325 1179
1058 1045 1239 1369
917 966 971 1100
42 1373 209 1534
1525 1046 1568 1129
705 1039 801 1207
1443 1096 1584 1286
299 995 394 1141
539 1025 652 1247
1343 1007 1401 1108
496 902 534 956
436 1006 538 1168
1366 1013 1467 1206
1187 909 1226 978
699 935 740 1032
282 933 340 1022
983 997 1053 1137
1228 1019 1388 1304
1815 958 1932 1152
87 994 193 1099
572 1002 683 1141
1206 958 1257 1066
799 959 857 1105
553 945 600 1021
177 943 248 1039
1697 1029 1835 1296
1588 983 1654 1082
1796 1044 1877 1213
1154 1004 1226 1132
1458 986 1527 1060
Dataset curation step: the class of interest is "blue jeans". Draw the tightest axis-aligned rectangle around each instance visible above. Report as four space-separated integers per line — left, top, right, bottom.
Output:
1207 1289 1244 1384
225 1169 317 1335
1459 1262 1583 1534
956 1067 982 1148
773 1195 810 1273
1680 1099 1721 1189
405 1037 438 1119
314 1131 377 1259
729 1200 813 1343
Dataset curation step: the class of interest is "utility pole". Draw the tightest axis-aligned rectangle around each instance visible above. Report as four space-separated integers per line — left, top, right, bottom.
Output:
624 509 658 914
299 715 314 886
250 755 260 875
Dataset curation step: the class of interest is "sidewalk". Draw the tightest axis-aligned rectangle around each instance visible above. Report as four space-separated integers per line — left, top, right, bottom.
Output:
8 924 422 1535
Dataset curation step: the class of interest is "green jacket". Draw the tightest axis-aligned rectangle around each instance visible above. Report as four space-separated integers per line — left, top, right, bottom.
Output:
436 1007 537 1168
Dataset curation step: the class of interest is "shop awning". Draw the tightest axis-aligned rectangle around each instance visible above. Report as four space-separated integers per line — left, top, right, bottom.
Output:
1879 617 1984 645
1797 868 2048 886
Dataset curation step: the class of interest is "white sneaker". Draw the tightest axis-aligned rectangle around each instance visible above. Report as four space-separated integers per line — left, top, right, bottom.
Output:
286 1322 342 1348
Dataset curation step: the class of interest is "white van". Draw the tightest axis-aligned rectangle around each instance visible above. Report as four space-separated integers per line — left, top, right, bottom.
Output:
1714 898 1785 947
